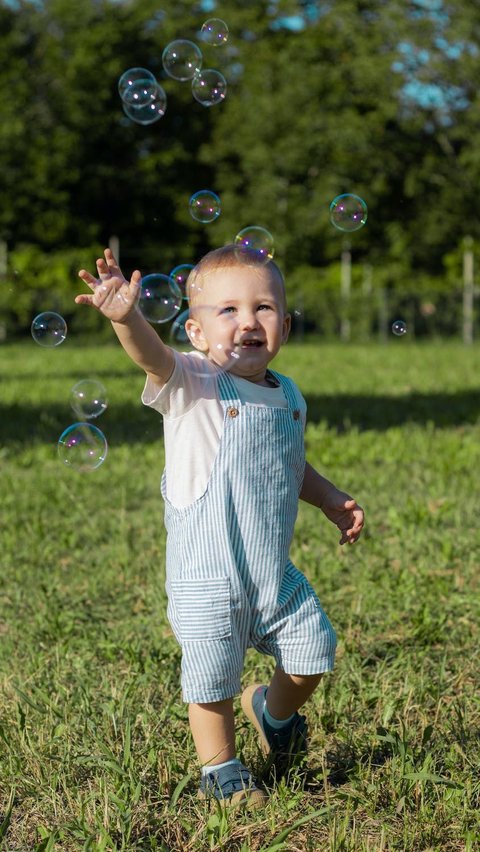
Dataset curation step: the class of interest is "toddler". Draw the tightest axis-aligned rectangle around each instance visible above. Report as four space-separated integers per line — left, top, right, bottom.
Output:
76 245 364 808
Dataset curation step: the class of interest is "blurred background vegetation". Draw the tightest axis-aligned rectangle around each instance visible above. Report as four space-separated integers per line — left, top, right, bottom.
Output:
0 0 479 341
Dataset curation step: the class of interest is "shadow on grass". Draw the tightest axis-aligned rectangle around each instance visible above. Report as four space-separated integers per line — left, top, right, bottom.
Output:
1 389 479 447
304 389 480 431
0 402 161 448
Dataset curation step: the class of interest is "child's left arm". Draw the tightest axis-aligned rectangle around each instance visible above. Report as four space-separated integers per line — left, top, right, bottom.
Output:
300 461 364 545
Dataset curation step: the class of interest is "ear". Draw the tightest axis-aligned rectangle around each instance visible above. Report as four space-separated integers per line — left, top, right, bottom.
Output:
281 312 291 345
185 317 209 352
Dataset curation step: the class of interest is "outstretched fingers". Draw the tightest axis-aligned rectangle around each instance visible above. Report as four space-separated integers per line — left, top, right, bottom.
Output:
78 269 99 291
104 248 123 278
74 293 95 306
130 269 142 288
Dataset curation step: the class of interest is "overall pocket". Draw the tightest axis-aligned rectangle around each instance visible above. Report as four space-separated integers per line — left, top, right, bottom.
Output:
170 577 231 642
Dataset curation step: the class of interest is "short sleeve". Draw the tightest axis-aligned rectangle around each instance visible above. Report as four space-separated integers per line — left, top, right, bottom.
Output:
141 350 219 418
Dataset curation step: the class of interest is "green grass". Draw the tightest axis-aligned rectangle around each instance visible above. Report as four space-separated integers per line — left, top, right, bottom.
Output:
0 338 479 850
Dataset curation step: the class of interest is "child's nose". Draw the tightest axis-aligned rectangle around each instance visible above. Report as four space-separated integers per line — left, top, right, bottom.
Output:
239 311 258 329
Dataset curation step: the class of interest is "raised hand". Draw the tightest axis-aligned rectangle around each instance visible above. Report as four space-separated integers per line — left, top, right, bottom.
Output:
76 248 141 323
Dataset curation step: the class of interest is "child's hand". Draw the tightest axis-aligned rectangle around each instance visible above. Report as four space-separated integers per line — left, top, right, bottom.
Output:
75 248 141 323
321 488 364 545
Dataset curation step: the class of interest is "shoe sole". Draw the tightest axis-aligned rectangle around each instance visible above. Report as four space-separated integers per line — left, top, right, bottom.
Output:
241 684 271 756
198 787 268 809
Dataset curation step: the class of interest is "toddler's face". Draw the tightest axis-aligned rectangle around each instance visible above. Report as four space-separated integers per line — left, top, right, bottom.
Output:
185 264 290 383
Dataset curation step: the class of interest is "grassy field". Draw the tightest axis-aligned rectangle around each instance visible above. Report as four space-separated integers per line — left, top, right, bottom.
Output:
0 338 479 851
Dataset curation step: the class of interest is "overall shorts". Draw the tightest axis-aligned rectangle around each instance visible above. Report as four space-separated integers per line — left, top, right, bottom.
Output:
162 369 336 703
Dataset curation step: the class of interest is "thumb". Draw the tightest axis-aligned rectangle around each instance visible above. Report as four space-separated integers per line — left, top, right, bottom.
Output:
343 498 357 509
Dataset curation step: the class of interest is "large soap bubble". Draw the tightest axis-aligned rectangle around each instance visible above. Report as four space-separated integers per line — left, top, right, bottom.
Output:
58 423 108 472
189 190 221 223
200 19 229 46
234 226 274 263
70 379 108 420
118 67 156 100
192 69 227 106
122 81 167 124
329 194 368 232
162 40 203 81
139 274 183 323
31 312 67 347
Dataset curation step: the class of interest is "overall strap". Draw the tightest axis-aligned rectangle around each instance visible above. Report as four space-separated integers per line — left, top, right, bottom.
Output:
217 369 242 405
269 370 302 411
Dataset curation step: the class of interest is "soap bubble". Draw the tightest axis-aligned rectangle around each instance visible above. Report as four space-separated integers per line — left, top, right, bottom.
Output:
234 226 275 262
118 67 156 100
58 423 108 472
170 264 194 300
162 40 203 81
70 379 108 420
189 190 221 223
200 19 229 46
31 312 67 347
329 194 368 232
122 81 167 124
121 78 159 108
139 274 182 323
192 69 227 106
170 308 190 345
392 320 407 336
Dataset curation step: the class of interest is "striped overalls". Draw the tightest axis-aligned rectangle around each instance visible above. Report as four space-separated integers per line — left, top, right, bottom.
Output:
162 369 336 703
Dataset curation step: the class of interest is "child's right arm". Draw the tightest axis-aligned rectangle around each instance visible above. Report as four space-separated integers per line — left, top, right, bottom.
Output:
76 248 175 387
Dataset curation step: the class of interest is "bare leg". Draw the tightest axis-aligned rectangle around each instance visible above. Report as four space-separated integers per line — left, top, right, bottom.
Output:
189 699 236 766
265 667 323 719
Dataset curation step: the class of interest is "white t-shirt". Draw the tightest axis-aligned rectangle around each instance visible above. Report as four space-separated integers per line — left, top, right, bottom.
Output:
142 350 305 508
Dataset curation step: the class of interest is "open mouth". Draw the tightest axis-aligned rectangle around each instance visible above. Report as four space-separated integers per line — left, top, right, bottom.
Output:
238 339 264 348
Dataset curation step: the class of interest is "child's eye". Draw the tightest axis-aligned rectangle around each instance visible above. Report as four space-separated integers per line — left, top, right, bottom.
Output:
220 306 236 313
258 304 273 311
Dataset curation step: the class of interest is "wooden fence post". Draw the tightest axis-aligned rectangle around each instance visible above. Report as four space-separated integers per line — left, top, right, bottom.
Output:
109 235 120 262
462 236 474 345
0 240 7 341
340 240 351 341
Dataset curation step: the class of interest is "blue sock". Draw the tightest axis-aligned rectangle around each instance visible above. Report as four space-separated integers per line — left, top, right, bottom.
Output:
263 701 295 730
201 757 241 776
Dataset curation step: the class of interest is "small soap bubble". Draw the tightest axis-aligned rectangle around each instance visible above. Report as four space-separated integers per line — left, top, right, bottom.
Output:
170 264 194 300
169 308 190 345
329 194 368 232
192 69 227 106
189 190 221 223
234 226 275 262
70 379 108 420
118 67 156 100
139 274 182 324
392 320 407 336
162 40 203 81
200 18 229 46
121 78 158 108
58 422 108 472
31 312 67 347
122 81 167 124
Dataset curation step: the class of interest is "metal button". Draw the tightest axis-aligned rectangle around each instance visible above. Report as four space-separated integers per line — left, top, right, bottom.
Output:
227 406 239 418
293 409 300 420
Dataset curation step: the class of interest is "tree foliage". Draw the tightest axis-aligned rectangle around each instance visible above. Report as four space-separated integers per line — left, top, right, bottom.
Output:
0 0 479 335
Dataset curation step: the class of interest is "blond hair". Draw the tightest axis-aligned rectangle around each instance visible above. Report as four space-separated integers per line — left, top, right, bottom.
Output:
186 244 286 310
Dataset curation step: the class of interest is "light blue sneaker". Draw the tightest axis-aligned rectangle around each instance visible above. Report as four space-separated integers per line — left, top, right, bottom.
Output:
241 684 308 772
